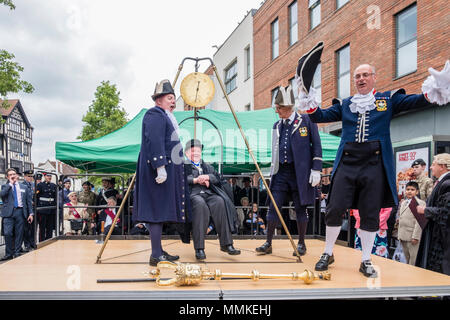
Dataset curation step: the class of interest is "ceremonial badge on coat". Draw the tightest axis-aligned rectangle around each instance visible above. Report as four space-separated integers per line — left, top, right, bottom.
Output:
376 99 387 111
299 127 308 137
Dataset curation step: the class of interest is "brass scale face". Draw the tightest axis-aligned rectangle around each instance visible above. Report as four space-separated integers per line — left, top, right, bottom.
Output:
180 72 215 108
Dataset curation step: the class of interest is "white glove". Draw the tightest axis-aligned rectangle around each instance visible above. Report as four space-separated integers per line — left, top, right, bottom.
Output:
155 166 167 184
422 60 450 105
309 170 321 187
294 74 321 112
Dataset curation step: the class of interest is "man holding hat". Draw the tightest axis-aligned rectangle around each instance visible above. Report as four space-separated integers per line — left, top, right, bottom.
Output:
416 153 450 275
133 79 186 266
184 139 240 260
295 41 449 277
255 83 323 257
411 159 434 201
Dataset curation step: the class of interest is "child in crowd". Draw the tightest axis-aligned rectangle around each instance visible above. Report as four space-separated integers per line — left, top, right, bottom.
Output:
353 208 392 258
397 181 425 265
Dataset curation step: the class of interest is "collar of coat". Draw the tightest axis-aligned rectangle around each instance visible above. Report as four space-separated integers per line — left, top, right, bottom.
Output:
277 112 303 135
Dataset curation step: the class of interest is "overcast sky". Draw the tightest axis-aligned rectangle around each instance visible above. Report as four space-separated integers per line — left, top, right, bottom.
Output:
0 0 264 165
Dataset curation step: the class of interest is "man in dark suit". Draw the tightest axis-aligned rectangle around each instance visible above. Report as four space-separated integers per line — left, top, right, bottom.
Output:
416 153 450 275
255 84 322 257
1 168 34 260
22 170 36 251
185 139 241 260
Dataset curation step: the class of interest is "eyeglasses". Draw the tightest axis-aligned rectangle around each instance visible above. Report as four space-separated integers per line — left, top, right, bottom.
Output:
354 72 375 80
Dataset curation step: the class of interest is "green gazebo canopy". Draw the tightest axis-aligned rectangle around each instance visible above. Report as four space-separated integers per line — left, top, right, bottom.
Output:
55 108 340 174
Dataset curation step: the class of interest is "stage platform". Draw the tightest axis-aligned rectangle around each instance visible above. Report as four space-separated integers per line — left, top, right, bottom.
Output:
0 238 449 300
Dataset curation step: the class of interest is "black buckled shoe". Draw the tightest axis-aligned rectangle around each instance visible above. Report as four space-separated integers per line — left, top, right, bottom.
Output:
359 260 378 278
220 245 241 255
149 254 171 267
0 255 13 262
162 250 179 261
195 249 206 260
255 242 272 255
293 243 307 256
315 253 335 271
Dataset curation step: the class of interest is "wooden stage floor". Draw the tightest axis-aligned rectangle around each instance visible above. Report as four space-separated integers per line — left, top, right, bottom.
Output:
0 238 449 299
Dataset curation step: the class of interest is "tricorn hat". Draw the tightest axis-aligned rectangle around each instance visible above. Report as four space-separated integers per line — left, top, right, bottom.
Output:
185 139 204 151
152 79 175 101
273 85 295 107
296 42 324 94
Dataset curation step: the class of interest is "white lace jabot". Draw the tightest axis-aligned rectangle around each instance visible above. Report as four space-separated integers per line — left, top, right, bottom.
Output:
349 89 376 114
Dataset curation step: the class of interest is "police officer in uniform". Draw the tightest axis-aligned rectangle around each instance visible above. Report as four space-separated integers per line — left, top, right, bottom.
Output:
36 173 57 241
411 159 434 201
22 170 36 250
255 84 322 256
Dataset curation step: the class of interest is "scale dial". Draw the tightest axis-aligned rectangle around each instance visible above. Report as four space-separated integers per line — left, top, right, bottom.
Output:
180 72 215 108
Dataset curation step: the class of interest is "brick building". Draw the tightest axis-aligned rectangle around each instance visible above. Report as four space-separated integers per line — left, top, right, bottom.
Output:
253 0 450 184
253 0 449 111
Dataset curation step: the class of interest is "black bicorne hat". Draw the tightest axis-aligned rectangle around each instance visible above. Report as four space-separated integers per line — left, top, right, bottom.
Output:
296 42 324 94
152 79 175 101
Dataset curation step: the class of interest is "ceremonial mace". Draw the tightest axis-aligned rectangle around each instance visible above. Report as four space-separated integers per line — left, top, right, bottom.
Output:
96 57 303 263
97 261 331 286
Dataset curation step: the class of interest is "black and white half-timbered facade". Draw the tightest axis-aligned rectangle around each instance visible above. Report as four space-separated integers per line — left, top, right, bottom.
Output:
0 99 33 178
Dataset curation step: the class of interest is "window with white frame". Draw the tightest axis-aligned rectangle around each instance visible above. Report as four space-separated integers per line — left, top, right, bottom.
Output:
10 138 22 153
396 5 417 77
337 45 350 99
9 117 21 133
271 18 279 60
245 46 251 80
336 0 349 9
289 1 298 46
225 60 238 94
309 0 321 30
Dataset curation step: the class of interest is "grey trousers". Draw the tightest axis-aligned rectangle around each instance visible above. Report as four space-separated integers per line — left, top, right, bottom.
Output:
191 193 232 250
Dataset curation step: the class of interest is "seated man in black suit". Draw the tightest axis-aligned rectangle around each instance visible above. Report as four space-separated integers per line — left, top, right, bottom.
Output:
185 139 241 260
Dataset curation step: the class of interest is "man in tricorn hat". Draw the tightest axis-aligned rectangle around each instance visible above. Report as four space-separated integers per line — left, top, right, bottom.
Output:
184 139 240 260
295 41 449 277
133 79 186 266
255 83 322 257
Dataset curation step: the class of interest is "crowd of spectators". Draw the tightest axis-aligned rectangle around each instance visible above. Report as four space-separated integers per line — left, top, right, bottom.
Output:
1 154 448 273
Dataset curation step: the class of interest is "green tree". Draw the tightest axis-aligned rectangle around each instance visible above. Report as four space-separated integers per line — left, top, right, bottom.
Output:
78 81 130 187
0 0 15 10
78 80 128 141
0 1 34 108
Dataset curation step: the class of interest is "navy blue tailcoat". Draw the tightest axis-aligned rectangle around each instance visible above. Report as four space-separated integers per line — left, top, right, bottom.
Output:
133 106 186 223
309 90 431 206
269 112 323 206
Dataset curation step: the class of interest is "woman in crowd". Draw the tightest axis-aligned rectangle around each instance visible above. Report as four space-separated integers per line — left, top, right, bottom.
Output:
63 192 89 235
